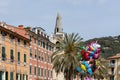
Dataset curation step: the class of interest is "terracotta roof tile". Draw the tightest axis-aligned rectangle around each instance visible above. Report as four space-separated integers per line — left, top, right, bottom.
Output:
107 54 120 59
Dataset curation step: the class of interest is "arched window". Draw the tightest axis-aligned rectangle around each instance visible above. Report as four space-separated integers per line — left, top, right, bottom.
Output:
56 41 60 49
56 28 59 32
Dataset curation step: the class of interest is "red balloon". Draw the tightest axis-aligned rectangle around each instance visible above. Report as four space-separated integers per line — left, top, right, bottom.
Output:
82 52 90 60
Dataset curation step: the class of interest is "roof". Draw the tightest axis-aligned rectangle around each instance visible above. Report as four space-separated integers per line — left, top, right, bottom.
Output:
107 54 120 59
0 26 30 42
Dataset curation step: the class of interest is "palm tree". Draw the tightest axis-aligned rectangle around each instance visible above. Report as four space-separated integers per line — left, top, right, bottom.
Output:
52 33 83 80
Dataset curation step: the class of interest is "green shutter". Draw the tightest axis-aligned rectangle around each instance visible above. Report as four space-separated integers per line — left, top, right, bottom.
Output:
18 52 20 63
38 68 40 76
30 65 32 74
34 67 36 75
20 74 22 80
24 54 26 63
10 72 14 80
2 47 5 55
6 72 8 80
10 50 13 57
0 71 2 80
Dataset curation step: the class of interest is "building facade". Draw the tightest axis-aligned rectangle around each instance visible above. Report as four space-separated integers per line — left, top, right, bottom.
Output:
108 54 120 80
0 22 54 80
25 27 54 80
0 23 30 80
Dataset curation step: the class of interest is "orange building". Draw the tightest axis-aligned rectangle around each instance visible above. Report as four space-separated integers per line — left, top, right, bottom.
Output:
0 23 30 80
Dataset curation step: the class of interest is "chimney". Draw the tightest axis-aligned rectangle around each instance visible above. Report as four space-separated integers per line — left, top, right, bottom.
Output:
18 25 24 29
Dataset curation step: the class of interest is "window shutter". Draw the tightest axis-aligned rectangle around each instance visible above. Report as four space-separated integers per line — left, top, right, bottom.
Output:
24 54 26 62
2 47 5 54
18 52 20 62
10 72 14 80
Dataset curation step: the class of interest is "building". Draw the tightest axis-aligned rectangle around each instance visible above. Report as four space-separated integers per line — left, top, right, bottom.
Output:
0 23 30 80
52 13 65 80
107 54 120 80
25 26 54 80
0 22 54 80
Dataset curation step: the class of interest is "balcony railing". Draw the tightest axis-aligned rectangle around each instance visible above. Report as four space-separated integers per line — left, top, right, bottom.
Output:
110 63 115 67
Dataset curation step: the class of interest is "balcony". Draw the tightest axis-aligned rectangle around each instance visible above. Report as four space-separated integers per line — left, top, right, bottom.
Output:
110 63 115 67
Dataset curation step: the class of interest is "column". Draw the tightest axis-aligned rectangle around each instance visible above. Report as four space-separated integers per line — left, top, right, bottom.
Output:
18 74 20 80
2 72 5 80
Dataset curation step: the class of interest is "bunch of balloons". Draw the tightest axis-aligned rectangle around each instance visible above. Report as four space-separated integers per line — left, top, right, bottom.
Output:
76 42 101 79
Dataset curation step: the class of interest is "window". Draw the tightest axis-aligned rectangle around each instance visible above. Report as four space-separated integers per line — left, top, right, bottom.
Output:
1 31 6 40
18 39 20 45
10 35 14 42
44 54 46 62
110 76 114 80
10 49 14 62
34 49 37 59
56 41 60 49
110 60 115 67
44 69 46 77
34 67 36 75
48 55 51 63
34 38 36 44
48 70 50 78
30 48 32 57
10 72 14 80
46 43 48 50
43 42 45 48
30 65 32 75
38 51 40 60
24 41 26 47
41 68 43 77
51 71 52 78
38 40 40 46
38 67 40 76
24 54 26 63
30 36 32 41
2 46 6 60
18 52 20 64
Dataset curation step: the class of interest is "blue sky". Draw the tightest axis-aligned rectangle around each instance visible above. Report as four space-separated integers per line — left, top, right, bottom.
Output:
0 0 120 40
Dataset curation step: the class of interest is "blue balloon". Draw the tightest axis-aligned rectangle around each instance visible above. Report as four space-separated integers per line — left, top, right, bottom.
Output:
87 68 92 75
76 67 82 72
82 61 90 69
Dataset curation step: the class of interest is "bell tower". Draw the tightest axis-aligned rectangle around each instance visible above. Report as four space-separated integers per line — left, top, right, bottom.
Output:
52 12 65 80
53 12 64 42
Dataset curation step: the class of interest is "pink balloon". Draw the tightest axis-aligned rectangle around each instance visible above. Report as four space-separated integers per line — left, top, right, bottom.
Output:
86 78 89 80
96 48 101 53
86 78 93 80
93 53 100 59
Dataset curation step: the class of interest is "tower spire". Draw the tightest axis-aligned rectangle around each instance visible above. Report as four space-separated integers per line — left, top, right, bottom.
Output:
54 12 63 34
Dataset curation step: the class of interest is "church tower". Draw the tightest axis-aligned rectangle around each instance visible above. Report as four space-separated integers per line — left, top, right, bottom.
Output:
54 13 63 34
53 12 64 43
52 13 65 80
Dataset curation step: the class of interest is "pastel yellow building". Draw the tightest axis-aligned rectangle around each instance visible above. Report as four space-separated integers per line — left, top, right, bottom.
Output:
0 24 30 80
108 54 120 80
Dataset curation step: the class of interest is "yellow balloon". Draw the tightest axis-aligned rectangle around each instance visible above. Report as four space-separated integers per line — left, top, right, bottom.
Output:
81 64 86 71
96 60 100 66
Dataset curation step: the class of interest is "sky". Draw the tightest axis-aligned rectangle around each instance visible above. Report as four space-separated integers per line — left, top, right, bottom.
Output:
0 0 120 40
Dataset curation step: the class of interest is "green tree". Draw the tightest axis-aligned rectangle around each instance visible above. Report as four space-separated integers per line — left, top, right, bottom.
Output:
52 33 83 80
